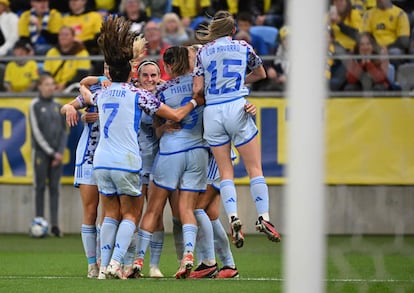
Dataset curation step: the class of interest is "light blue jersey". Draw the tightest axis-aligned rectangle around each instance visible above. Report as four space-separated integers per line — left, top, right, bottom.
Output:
138 111 159 178
93 82 161 173
157 74 208 154
75 83 101 166
194 36 263 106
74 83 101 187
152 74 208 191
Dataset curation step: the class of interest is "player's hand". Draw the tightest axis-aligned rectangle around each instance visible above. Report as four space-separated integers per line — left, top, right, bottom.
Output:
244 103 257 115
101 79 111 88
193 94 205 106
63 105 79 127
81 112 99 123
163 120 181 133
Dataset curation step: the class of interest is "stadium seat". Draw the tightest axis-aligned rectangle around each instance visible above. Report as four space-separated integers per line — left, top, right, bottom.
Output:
396 63 414 91
387 63 402 90
250 25 278 53
387 63 395 84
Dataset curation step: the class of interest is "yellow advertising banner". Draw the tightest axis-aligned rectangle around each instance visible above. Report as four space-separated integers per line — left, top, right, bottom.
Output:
1 97 414 185
233 97 414 185
325 98 414 184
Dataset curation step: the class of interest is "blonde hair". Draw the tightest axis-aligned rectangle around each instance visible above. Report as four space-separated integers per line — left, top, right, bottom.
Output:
160 12 186 37
196 10 235 44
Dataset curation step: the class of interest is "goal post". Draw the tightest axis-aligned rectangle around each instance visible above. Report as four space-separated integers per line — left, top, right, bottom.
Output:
285 0 327 292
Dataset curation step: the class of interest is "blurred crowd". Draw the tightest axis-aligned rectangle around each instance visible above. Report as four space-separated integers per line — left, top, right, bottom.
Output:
1 0 414 93
255 0 414 92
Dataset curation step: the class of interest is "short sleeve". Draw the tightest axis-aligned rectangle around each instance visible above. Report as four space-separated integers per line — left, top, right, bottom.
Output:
138 88 161 116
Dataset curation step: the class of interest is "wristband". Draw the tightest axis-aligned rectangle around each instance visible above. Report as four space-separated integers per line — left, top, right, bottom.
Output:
190 99 197 108
97 76 108 83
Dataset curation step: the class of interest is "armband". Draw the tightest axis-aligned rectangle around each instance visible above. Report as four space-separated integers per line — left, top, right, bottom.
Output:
97 76 108 83
190 99 197 108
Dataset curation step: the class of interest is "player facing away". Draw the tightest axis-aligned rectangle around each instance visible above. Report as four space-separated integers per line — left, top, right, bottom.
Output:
193 10 281 247
133 46 210 279
93 15 203 279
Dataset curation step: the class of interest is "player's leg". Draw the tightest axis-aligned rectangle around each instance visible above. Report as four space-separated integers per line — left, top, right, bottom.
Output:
123 180 147 277
169 190 183 263
106 171 144 279
190 185 219 278
79 184 100 278
210 144 243 248
237 136 281 242
206 194 239 278
149 213 165 277
98 194 120 279
94 169 121 279
133 182 170 277
107 194 144 279
175 189 199 279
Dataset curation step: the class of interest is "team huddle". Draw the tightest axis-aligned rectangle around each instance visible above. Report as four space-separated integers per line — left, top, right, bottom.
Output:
61 11 281 280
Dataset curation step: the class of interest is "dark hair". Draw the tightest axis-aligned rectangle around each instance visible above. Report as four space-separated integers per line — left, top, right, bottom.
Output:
13 39 32 52
109 63 131 82
236 12 253 24
98 15 135 82
37 73 54 87
334 0 353 21
163 46 190 77
355 32 381 55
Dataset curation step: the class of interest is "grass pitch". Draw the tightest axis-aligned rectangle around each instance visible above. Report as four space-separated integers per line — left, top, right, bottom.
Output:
0 234 413 292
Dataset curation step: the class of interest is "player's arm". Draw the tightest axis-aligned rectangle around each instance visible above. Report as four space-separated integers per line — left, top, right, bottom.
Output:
156 100 198 122
139 89 203 123
80 75 110 88
245 47 267 84
155 120 181 139
61 98 82 127
193 75 205 102
245 64 266 84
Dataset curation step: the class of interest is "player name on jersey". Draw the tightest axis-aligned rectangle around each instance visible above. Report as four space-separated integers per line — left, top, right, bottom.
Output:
206 44 241 56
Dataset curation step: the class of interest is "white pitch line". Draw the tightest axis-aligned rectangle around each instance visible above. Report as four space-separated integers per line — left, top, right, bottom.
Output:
0 276 413 283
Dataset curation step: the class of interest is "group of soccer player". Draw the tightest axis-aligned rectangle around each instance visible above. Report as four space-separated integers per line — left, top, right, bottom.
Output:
61 10 281 280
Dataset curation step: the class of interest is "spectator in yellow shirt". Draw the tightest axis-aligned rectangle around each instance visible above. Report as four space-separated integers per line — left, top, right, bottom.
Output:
18 0 63 55
361 0 409 67
329 0 362 52
352 0 376 15
172 0 211 30
4 40 39 92
43 26 91 92
63 0 103 55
